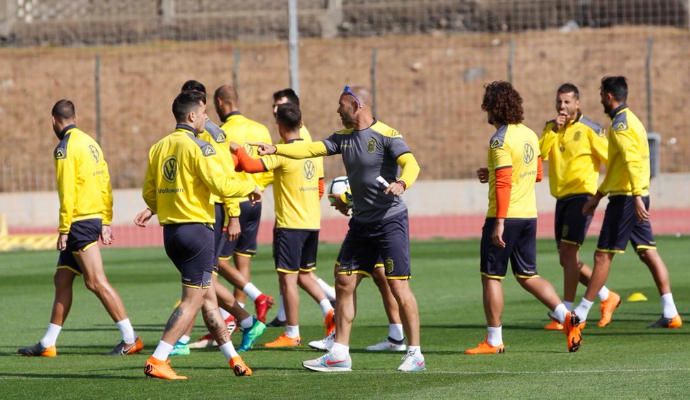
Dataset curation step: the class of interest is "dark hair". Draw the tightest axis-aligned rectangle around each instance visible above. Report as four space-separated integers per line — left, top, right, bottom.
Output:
557 82 580 99
481 81 524 125
172 90 205 122
273 88 300 106
181 80 206 94
275 102 301 131
51 99 76 120
600 76 628 102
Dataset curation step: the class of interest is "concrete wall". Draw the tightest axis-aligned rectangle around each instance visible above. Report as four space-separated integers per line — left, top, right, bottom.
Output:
2 173 689 228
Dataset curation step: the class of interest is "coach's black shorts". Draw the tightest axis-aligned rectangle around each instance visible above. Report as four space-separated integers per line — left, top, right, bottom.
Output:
336 210 411 280
555 194 593 247
273 228 319 273
480 217 538 279
56 218 102 275
164 223 214 288
597 195 656 253
220 201 261 258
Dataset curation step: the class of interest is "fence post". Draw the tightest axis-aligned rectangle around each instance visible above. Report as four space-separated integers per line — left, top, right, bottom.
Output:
507 40 515 83
94 54 102 145
645 36 654 132
370 47 378 117
320 0 343 39
0 0 17 37
232 48 241 91
160 0 175 24
288 0 300 94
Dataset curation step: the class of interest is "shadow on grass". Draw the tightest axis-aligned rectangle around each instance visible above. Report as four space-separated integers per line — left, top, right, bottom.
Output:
0 372 140 380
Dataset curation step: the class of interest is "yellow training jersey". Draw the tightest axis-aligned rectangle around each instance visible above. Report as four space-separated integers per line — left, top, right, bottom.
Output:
487 123 539 219
539 114 608 198
221 112 274 194
142 124 256 225
54 125 113 233
598 105 650 196
199 120 242 218
260 139 324 230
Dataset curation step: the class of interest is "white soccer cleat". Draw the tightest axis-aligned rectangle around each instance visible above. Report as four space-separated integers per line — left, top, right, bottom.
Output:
302 352 352 372
366 338 407 352
397 350 426 372
308 332 335 351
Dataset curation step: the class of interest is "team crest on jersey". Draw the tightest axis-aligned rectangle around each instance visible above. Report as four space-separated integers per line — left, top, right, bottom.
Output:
614 121 627 131
216 131 226 143
384 258 394 274
88 144 100 162
162 156 178 182
367 138 378 153
559 143 565 152
202 145 216 157
523 143 535 164
490 139 501 149
54 147 66 159
303 159 315 180
573 131 582 141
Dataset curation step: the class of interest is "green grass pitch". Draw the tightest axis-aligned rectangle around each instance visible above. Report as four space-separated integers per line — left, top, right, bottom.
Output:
0 237 688 399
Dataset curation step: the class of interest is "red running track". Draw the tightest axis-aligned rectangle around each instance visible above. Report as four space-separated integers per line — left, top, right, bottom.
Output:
10 208 690 248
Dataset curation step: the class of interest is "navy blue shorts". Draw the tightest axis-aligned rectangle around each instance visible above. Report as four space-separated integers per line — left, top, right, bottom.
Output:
480 218 539 279
56 218 102 275
597 195 656 253
273 228 319 273
220 201 261 258
336 210 411 280
163 223 214 288
554 194 593 246
213 203 229 262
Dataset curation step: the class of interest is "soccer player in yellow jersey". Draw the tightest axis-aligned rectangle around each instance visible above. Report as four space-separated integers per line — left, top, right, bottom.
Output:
213 85 273 308
232 102 336 347
134 91 261 380
539 83 621 330
466 81 583 355
254 85 426 372
18 100 143 358
573 76 682 328
165 81 268 356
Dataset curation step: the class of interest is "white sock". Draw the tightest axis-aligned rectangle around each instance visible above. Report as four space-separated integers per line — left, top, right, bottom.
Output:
487 325 502 346
237 301 245 309
407 345 422 356
219 341 238 360
598 286 610 301
240 316 254 330
319 299 334 316
40 323 62 348
116 318 136 344
178 335 190 345
219 308 231 320
243 283 262 301
152 340 174 361
574 298 594 321
285 325 300 338
317 278 336 301
563 301 574 311
330 342 349 359
661 293 679 318
551 303 568 324
388 323 404 342
277 295 287 321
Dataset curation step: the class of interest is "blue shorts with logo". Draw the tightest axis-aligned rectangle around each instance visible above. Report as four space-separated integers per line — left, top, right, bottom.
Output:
56 218 102 275
164 223 214 288
597 195 656 253
480 218 539 279
555 194 593 246
273 228 319 273
220 201 261 258
336 210 411 280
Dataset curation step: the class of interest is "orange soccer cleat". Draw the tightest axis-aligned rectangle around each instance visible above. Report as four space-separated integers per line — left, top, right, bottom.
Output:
264 333 301 348
563 312 583 352
229 356 253 376
464 340 505 355
144 356 187 380
324 309 336 336
598 291 621 327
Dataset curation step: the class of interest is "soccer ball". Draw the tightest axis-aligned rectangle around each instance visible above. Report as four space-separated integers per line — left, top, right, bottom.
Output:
328 176 351 205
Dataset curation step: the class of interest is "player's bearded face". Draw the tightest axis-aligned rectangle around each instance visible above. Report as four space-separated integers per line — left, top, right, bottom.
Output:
556 92 579 121
337 95 355 128
600 90 613 114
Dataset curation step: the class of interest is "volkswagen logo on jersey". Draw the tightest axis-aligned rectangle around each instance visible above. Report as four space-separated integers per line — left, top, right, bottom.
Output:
162 156 178 182
523 143 535 164
303 159 315 180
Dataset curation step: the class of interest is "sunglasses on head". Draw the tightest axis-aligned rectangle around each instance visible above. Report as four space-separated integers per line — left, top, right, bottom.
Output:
342 85 362 107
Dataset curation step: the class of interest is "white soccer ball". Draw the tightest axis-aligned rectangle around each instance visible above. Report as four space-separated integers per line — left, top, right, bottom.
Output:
328 176 351 204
